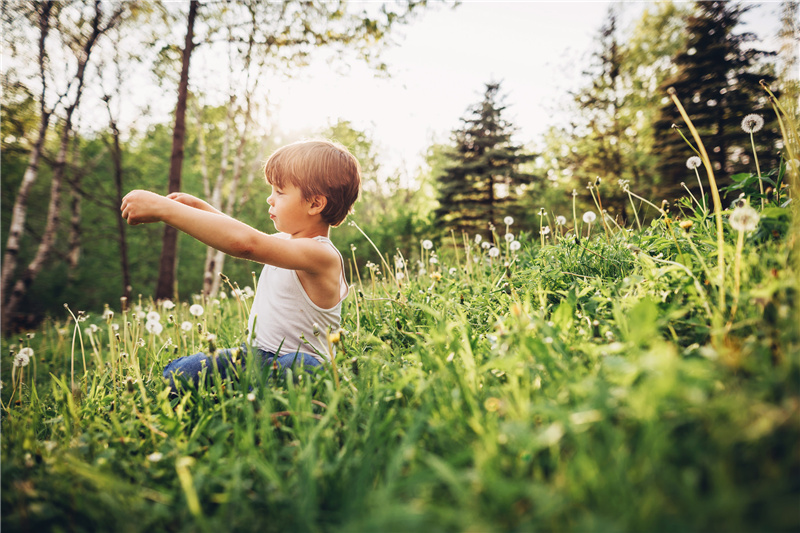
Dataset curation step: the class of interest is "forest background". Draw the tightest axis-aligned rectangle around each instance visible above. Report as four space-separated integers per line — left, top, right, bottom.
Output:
1 0 798 333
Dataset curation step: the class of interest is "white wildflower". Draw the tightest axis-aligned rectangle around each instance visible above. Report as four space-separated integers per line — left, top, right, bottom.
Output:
510 241 521 252
161 300 176 310
474 234 482 244
582 211 597 224
180 321 193 332
686 156 702 170
146 311 161 323
504 233 514 242
741 113 764 134
540 226 551 236
422 239 433 250
145 321 163 335
189 304 204 317
14 347 33 368
503 216 514 225
555 216 567 226
488 247 500 258
729 204 760 232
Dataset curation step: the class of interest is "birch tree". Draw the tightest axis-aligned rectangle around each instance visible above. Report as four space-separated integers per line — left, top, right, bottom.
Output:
1 0 127 330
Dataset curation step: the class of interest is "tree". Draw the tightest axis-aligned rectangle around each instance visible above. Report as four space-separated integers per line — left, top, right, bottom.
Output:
653 1 781 199
537 2 690 221
435 82 535 239
2 0 127 331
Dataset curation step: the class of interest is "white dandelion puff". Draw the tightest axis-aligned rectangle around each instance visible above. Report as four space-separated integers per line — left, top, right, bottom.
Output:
741 113 764 134
146 311 161 323
729 204 760 232
488 247 500 258
14 347 33 368
503 216 514 225
145 321 163 335
686 156 702 170
510 241 521 252
582 211 597 224
189 304 204 317
422 239 433 250
555 216 567 226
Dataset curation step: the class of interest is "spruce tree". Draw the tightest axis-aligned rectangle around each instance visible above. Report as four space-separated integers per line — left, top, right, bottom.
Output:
653 1 780 201
435 82 535 238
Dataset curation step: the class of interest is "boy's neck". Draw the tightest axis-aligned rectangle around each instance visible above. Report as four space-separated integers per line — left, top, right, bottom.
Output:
289 222 330 240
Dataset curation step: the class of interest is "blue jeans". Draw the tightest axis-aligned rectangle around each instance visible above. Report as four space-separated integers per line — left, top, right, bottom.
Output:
162 345 322 395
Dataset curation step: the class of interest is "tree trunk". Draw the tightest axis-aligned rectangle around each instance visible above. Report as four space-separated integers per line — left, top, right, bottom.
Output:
0 3 53 309
105 97 132 300
155 0 198 301
3 123 72 326
66 130 84 280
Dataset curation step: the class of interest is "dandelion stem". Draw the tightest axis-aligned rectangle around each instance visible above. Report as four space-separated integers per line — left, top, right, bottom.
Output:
730 228 745 320
693 167 707 213
626 190 642 231
669 88 725 312
749 131 764 209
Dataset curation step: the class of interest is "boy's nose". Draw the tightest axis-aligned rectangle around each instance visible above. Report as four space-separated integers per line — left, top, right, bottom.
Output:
266 194 274 205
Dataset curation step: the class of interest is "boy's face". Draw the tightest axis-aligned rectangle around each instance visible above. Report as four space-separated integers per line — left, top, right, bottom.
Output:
266 183 314 235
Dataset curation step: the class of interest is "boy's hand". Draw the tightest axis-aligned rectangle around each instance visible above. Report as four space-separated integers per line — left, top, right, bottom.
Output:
121 190 167 225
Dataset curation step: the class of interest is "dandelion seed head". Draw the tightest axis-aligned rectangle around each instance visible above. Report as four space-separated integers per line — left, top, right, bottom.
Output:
686 156 702 170
510 241 521 251
422 239 433 250
505 233 514 242
145 321 163 335
474 234 482 244
504 216 514 225
481 242 491 250
14 347 33 368
488 247 500 258
180 321 193 332
556 215 567 226
540 226 551 236
741 113 764 134
729 204 760 232
146 311 161 323
189 304 204 317
582 211 597 224
161 300 176 310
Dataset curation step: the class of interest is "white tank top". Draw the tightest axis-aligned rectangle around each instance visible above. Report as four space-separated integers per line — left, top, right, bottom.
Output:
247 236 348 363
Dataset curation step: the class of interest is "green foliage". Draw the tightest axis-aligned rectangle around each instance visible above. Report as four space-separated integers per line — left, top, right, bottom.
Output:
653 0 782 197
2 179 798 532
435 82 537 238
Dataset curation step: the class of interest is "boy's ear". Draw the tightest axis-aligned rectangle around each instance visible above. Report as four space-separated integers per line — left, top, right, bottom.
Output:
308 195 327 216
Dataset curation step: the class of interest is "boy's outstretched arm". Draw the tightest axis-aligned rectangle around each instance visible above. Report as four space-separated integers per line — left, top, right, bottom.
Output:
121 190 336 274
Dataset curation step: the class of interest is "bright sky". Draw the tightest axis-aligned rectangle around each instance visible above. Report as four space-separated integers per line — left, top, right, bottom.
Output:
268 1 785 175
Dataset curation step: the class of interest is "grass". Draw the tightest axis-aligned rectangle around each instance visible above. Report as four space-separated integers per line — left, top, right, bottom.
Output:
3 94 800 531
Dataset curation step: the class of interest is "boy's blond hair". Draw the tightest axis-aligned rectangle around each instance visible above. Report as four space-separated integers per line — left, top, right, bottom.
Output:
264 140 361 227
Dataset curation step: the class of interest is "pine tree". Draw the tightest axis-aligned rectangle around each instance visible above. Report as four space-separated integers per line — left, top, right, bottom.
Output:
435 82 535 238
653 1 780 201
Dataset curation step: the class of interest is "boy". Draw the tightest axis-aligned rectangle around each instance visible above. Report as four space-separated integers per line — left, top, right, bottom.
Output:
121 139 361 393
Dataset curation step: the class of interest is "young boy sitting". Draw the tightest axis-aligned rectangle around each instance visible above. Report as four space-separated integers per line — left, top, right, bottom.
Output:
120 139 361 394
